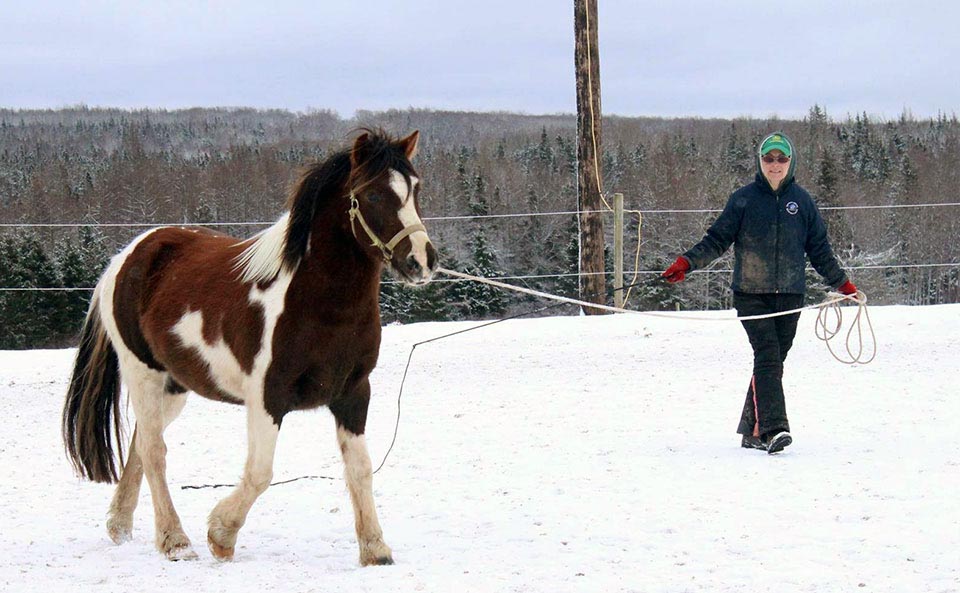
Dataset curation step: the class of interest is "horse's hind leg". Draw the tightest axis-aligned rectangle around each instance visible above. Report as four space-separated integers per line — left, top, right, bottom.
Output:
106 425 142 543
207 399 280 561
125 367 197 560
331 385 393 566
106 389 188 545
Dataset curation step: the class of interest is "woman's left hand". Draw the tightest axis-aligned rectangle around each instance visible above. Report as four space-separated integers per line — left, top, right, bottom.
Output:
838 280 860 301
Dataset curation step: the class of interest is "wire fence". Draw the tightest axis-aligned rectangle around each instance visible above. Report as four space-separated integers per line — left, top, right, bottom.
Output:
2 201 959 228
1 201 957 295
3 262 958 292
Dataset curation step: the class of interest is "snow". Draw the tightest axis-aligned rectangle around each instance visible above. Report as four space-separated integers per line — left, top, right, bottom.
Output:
1 304 958 593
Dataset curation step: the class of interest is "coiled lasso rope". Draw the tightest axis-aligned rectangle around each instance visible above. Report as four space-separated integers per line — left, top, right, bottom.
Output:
438 268 876 365
814 290 876 364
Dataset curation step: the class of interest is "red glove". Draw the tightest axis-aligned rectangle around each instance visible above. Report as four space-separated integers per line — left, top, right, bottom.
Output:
661 256 690 284
838 280 859 300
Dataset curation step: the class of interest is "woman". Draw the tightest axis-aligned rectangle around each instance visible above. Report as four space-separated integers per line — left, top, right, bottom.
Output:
661 131 858 454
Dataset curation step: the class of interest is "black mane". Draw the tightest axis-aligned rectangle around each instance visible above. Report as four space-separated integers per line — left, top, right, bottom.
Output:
283 129 414 270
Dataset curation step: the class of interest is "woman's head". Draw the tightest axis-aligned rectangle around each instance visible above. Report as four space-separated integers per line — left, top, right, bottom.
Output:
757 132 795 191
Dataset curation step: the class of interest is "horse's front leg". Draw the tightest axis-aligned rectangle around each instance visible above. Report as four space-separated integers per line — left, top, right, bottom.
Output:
330 380 394 566
207 398 281 560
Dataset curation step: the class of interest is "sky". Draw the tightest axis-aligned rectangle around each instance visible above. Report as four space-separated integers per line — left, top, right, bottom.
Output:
1 1 958 120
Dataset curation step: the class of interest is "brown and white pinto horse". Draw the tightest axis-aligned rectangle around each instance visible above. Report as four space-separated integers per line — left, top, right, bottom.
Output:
62 129 437 564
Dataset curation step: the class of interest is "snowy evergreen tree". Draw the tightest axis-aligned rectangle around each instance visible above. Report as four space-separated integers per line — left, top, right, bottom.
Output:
379 276 452 324
0 232 63 348
55 226 109 338
722 124 751 180
452 228 506 318
629 257 684 311
469 169 489 216
536 127 553 167
556 215 580 299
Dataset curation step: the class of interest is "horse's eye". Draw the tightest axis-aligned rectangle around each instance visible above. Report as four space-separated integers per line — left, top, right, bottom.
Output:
368 194 381 203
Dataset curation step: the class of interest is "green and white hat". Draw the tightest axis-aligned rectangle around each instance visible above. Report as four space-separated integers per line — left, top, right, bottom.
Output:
759 133 792 157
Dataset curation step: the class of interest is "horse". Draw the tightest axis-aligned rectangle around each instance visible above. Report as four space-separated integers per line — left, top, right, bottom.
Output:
61 129 437 565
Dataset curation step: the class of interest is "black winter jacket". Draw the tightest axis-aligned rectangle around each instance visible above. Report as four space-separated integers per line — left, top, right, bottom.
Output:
682 152 847 295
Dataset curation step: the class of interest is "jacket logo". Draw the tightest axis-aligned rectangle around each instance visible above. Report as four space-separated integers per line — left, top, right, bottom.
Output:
785 201 799 215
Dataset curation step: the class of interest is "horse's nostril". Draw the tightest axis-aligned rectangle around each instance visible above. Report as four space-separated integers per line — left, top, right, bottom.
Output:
405 255 422 273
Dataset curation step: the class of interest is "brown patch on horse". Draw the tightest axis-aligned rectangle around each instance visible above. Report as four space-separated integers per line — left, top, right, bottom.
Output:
112 227 265 404
113 238 170 372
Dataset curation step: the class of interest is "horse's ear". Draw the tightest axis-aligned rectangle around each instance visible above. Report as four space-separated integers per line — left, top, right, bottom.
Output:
350 132 370 167
400 130 420 160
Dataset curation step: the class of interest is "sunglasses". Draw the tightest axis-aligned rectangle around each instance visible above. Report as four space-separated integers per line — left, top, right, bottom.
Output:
762 155 791 164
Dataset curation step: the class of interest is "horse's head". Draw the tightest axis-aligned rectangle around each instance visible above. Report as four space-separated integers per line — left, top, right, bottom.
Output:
346 130 438 285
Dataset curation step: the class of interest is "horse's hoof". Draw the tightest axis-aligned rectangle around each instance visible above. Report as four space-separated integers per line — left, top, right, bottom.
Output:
207 517 238 561
106 520 133 545
361 554 394 566
166 544 199 562
158 531 197 561
207 536 235 561
360 541 394 566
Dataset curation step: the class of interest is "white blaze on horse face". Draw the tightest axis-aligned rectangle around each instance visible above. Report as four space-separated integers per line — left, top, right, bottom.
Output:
389 171 432 278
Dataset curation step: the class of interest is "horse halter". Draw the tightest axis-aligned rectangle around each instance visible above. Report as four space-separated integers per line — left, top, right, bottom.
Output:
347 193 426 262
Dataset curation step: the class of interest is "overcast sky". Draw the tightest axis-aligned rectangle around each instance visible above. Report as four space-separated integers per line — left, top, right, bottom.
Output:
2 1 957 120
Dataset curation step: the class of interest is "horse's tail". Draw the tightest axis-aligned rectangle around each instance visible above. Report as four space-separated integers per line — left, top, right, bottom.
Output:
62 290 124 483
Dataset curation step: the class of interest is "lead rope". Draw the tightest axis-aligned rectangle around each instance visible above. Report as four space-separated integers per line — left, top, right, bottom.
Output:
182 271 874 490
437 268 876 360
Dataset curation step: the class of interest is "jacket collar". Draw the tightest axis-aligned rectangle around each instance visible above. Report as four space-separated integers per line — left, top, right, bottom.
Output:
755 172 795 196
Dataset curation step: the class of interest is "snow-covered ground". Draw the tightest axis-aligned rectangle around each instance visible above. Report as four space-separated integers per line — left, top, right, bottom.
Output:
1 304 957 593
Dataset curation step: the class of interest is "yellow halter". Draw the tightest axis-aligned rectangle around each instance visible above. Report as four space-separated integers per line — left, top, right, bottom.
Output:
347 194 426 262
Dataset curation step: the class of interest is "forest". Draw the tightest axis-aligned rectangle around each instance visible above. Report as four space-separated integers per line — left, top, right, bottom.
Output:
1 105 957 348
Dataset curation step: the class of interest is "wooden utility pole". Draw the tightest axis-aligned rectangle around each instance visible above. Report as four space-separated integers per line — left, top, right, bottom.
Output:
574 0 607 314
613 192 624 308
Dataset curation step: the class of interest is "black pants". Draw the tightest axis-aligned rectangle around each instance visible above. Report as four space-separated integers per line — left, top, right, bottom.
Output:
733 292 805 438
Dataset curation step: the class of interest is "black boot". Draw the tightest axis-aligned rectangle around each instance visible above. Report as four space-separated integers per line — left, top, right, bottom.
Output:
763 431 793 454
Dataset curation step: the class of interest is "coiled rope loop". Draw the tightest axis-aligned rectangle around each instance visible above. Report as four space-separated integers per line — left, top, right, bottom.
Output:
815 291 876 364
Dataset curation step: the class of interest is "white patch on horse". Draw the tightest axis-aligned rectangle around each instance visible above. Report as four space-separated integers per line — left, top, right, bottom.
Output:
246 270 293 387
233 212 291 284
171 311 247 400
207 394 280 558
389 171 431 272
168 268 293 403
337 426 392 564
206 271 292 558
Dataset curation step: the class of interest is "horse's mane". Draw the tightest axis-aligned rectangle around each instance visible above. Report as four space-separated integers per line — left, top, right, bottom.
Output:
234 129 414 284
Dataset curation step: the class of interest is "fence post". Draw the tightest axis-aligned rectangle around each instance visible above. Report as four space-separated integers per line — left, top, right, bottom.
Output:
613 192 624 308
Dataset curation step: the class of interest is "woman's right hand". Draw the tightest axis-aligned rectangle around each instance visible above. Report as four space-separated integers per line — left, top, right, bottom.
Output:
661 256 691 283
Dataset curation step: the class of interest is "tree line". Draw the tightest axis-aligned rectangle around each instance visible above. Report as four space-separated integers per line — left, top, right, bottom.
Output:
1 105 957 348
